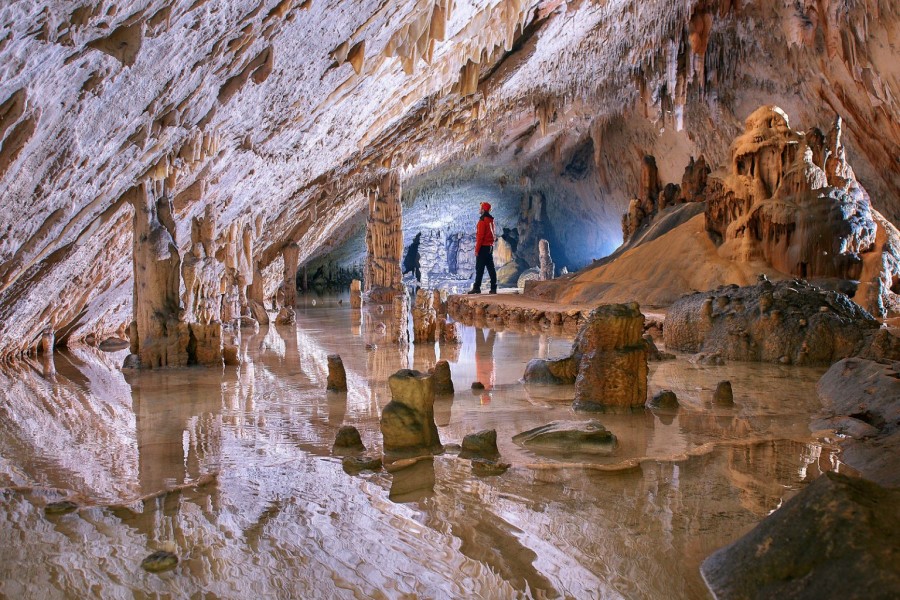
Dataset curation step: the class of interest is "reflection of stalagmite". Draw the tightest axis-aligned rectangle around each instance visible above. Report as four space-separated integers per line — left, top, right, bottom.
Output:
538 239 554 281
126 182 189 368
364 172 404 303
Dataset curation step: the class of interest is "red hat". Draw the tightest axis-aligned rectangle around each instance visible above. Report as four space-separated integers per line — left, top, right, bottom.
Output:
480 202 491 212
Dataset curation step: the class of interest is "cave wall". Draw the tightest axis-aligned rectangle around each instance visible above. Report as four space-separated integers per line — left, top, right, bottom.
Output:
0 0 898 356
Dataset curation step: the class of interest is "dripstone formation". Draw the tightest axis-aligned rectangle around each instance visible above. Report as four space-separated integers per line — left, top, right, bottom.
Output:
364 172 404 304
380 369 443 460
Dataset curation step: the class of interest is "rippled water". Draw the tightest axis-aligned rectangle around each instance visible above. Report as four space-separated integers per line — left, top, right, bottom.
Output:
0 296 848 599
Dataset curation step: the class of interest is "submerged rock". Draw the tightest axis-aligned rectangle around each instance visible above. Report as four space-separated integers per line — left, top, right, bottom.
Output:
815 358 900 486
471 458 510 477
459 429 499 459
342 455 383 474
701 472 900 599
332 425 365 454
512 420 617 455
141 550 179 573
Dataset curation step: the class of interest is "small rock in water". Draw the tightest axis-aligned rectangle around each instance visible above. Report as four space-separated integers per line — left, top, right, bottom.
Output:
45 500 78 515
141 550 178 573
342 455 383 474
333 425 365 453
649 389 679 409
471 381 485 390
513 420 617 455
713 381 734 405
460 429 499 459
471 458 510 477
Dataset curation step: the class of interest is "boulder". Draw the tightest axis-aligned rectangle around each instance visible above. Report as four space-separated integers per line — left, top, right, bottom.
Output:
815 358 900 486
333 425 365 454
380 370 442 459
512 420 617 455
471 458 510 476
643 334 675 361
522 355 577 384
275 306 296 325
701 472 900 599
664 278 900 365
713 381 734 406
326 354 348 392
648 389 679 409
459 429 499 459
342 455 382 474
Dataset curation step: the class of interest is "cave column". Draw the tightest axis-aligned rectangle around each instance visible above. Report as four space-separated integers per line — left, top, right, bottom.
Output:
364 171 404 302
127 182 189 368
276 242 300 325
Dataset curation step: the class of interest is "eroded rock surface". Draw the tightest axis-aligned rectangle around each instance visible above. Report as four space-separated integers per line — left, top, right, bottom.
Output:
380 369 442 460
512 420 617 455
664 278 900 365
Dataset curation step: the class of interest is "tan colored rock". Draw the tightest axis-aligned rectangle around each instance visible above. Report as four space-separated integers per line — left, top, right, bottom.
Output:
412 289 437 344
349 279 362 309
364 172 404 303
282 242 300 309
429 359 454 394
440 320 461 344
327 354 348 392
380 369 442 459
390 289 410 345
538 239 554 281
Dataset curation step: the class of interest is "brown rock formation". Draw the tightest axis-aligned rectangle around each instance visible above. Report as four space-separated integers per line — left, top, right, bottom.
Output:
364 172 403 303
326 354 348 392
349 279 362 309
390 289 410 346
429 359 454 395
380 369 442 460
538 239 554 281
412 289 438 344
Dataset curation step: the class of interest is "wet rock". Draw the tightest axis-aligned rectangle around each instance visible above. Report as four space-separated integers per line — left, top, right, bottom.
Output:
141 550 179 573
365 172 404 300
349 279 362 309
412 289 438 344
275 306 296 325
429 359 454 394
572 303 648 412
440 320 461 344
332 425 365 454
342 455 383 474
523 355 577 384
815 358 900 486
471 381 485 390
701 472 900 600
99 337 129 352
459 429 499 459
326 354 347 392
122 354 141 369
713 381 734 406
44 500 78 515
665 279 900 365
471 458 510 477
643 334 675 361
513 420 617 455
692 351 725 366
648 389 679 409
380 370 442 459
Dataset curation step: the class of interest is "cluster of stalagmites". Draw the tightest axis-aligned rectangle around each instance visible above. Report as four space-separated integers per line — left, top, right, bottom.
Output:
623 106 900 318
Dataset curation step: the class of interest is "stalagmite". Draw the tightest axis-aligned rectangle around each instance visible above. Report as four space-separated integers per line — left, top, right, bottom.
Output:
364 172 404 303
350 279 362 309
126 182 189 369
380 369 442 459
39 328 54 355
276 242 299 325
390 289 410 345
247 263 270 326
327 354 348 392
412 288 437 344
538 239 554 281
430 359 454 394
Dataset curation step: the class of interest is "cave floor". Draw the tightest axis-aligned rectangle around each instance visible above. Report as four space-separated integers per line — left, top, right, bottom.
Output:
0 295 849 598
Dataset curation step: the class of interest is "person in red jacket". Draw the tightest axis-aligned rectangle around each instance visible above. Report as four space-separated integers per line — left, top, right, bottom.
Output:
468 201 497 294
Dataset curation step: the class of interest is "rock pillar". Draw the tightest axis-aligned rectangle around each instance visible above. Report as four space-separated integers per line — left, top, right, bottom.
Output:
127 183 189 368
539 239 554 281
181 204 225 366
390 288 410 345
276 242 299 325
412 289 437 344
380 369 442 458
364 171 403 302
350 279 362 309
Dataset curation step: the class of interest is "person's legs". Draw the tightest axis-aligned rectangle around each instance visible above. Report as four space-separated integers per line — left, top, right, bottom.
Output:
471 249 486 293
486 247 497 293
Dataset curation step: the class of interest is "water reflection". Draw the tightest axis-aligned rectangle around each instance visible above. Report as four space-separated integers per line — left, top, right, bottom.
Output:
0 300 849 598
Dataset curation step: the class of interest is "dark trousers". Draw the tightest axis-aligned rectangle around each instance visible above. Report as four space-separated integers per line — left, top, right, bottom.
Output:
473 246 497 292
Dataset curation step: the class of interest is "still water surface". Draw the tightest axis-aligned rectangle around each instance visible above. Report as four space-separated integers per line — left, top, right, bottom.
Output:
0 296 844 599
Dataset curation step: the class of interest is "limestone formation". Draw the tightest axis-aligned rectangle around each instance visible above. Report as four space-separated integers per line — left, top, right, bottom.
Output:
126 183 189 369
349 279 362 309
412 289 437 344
364 172 404 303
459 429 499 459
471 458 510 477
664 278 900 365
712 381 733 406
815 358 900 486
275 242 300 325
523 355 577 385
701 472 900 600
326 354 348 392
538 239 554 281
181 204 225 366
440 320 461 345
512 421 617 455
430 359 454 394
141 551 179 574
380 369 442 459
390 289 410 345
342 455 383 474
333 425 365 454
648 390 679 409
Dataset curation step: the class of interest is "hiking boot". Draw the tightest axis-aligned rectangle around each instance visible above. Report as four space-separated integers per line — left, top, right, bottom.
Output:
488 288 497 294
466 289 481 294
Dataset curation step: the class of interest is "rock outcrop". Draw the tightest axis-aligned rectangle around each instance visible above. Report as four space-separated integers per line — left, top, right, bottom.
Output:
380 369 442 460
664 278 900 365
701 472 900 600
815 358 900 487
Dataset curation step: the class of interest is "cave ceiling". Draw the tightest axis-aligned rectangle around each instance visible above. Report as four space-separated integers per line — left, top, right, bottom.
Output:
0 0 898 356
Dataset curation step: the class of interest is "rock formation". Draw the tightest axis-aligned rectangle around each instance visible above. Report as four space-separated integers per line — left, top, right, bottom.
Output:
815 358 900 487
333 425 365 455
664 278 900 365
126 183 189 369
701 472 900 600
412 289 437 344
349 279 362 309
275 242 299 325
390 289 410 345
181 204 225 366
538 239 554 281
364 172 404 303
512 421 617 455
380 369 442 460
326 354 348 392
459 429 499 459
430 359 454 394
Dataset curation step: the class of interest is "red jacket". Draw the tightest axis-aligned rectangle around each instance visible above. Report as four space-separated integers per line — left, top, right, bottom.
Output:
475 214 495 254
